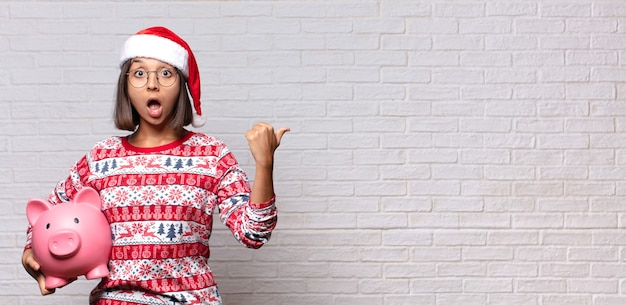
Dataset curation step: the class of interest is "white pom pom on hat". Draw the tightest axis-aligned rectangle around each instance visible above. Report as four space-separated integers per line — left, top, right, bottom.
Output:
120 26 204 127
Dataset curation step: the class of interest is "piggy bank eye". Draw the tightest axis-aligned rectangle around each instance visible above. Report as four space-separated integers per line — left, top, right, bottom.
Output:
74 218 80 224
45 223 50 229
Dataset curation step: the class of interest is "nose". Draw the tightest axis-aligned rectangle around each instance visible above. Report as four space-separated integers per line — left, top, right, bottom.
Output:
146 71 159 89
48 230 81 259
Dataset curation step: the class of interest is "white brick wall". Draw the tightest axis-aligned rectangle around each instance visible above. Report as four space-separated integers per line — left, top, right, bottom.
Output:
2 0 626 304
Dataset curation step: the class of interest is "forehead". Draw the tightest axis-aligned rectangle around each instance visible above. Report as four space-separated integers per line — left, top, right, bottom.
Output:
129 57 175 69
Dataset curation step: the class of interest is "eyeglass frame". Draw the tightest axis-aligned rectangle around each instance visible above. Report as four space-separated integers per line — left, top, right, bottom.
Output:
126 68 179 88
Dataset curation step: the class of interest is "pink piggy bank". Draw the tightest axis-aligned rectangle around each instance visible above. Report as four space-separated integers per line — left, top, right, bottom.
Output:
27 187 112 290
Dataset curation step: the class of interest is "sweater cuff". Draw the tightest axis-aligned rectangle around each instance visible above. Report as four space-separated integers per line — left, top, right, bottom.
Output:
249 194 276 209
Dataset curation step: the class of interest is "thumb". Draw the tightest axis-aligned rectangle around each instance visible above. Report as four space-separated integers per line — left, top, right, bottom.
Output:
38 277 54 295
275 127 290 145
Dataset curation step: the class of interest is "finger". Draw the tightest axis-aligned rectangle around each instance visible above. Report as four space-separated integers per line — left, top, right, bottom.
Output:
246 123 275 141
275 127 290 144
28 257 41 271
37 275 54 295
23 253 41 273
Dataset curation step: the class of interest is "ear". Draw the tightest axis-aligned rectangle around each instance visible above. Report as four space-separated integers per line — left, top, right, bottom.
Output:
74 187 102 210
26 199 52 226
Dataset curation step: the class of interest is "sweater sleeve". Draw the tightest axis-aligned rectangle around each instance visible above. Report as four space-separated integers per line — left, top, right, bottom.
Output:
24 154 92 250
215 152 277 249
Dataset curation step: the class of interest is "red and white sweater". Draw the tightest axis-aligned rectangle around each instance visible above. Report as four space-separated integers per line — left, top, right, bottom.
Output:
25 132 277 305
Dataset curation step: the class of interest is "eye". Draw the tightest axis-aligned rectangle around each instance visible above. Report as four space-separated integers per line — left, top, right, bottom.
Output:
74 218 80 224
159 69 173 78
45 223 50 229
132 69 146 77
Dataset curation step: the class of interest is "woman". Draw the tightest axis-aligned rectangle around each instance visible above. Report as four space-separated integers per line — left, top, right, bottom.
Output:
22 26 288 305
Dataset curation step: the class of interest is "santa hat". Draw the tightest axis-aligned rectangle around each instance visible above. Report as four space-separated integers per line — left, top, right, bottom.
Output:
120 26 204 127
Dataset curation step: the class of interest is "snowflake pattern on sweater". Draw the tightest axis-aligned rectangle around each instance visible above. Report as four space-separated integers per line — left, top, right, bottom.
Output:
25 132 277 305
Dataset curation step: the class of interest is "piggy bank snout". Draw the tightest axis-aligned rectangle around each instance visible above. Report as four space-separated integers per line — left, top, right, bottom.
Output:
48 230 82 259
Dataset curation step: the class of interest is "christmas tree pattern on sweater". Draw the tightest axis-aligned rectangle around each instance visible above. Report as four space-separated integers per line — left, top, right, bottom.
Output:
26 132 277 305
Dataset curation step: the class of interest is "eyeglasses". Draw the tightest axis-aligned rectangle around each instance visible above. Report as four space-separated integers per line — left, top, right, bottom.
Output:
126 68 178 88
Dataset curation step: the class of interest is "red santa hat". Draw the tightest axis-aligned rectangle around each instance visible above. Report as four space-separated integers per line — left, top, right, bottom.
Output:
120 26 204 127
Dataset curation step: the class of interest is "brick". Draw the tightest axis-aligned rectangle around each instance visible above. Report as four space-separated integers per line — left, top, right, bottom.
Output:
489 294 538 305
360 279 409 294
516 279 566 292
431 103 483 117
331 262 381 278
538 101 589 117
464 278 513 292
435 133 485 149
302 20 352 34
541 67 590 82
542 3 591 17
354 19 405 34
542 232 592 246
381 134 432 148
438 262 485 276
460 19 512 34
384 263 434 278
437 294 486 305
484 198 534 212
382 229 431 246
567 51 619 65
408 19 458 34
382 196 431 212
432 165 482 179
328 67 379 83
460 150 511 165
514 51 564 65
568 279 618 293
486 35 538 50
516 19 565 33
410 181 461 196
220 2 272 17
328 3 378 18
434 198 482 212
463 247 514 261
434 231 486 246
409 85 460 100
488 263 538 277
541 295 589 305
593 2 626 17
381 2 430 17
435 3 484 17
487 3 537 16
411 279 462 293
308 279 358 293
567 19 617 33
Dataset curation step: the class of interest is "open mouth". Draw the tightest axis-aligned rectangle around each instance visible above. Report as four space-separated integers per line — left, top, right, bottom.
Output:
147 99 162 117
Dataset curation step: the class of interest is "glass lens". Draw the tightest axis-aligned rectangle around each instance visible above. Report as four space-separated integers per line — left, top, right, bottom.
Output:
128 69 147 88
156 68 176 87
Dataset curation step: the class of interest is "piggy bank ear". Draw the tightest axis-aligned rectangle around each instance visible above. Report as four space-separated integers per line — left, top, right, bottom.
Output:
74 187 102 209
26 199 52 226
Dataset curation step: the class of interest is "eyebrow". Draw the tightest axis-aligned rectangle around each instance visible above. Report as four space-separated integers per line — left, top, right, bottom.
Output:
130 58 174 69
130 58 147 64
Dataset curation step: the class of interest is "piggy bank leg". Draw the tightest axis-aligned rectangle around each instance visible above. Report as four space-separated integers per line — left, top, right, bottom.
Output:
85 264 110 280
45 276 69 290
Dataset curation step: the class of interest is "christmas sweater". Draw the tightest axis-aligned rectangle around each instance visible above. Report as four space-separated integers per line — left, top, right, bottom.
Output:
25 132 277 305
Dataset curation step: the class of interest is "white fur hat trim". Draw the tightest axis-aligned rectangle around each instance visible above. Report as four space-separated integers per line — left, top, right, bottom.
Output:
120 34 189 76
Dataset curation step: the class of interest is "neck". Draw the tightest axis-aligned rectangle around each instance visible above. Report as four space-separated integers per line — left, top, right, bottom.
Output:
128 125 188 148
